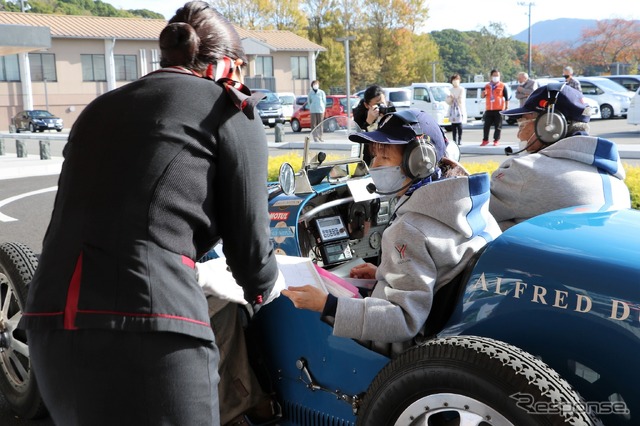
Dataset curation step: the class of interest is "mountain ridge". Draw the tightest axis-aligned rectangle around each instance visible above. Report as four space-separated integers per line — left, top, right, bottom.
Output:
511 18 640 45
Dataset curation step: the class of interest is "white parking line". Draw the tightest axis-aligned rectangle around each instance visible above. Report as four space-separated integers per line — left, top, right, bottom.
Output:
0 186 58 222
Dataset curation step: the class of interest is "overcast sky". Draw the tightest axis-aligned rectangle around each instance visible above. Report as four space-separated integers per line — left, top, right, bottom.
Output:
107 0 638 36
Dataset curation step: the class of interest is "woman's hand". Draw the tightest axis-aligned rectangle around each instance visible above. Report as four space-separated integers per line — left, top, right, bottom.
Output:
366 105 381 125
282 285 328 312
349 263 377 279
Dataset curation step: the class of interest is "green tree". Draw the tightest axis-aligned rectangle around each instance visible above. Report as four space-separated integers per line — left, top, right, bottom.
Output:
472 22 517 81
430 29 480 82
409 32 440 83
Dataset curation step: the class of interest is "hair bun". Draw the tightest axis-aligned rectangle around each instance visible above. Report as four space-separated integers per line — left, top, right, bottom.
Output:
159 22 200 67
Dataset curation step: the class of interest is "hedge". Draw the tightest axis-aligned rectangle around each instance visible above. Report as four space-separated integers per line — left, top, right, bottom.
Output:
267 153 640 210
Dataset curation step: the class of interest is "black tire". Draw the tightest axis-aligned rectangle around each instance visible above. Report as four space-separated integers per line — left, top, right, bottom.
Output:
600 105 614 119
0 242 47 419
15 128 20 133
291 119 302 132
357 336 598 426
28 123 35 133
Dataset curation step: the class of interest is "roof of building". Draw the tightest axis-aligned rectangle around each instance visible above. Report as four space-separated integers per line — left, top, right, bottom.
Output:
0 11 325 51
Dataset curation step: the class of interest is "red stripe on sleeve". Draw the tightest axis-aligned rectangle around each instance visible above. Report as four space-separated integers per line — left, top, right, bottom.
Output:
63 252 83 330
181 255 195 269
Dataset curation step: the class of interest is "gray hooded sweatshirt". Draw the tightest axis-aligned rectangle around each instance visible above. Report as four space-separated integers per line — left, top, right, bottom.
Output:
332 173 501 356
490 136 631 230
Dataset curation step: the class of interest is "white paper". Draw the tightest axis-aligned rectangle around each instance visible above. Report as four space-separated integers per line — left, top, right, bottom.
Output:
275 254 328 293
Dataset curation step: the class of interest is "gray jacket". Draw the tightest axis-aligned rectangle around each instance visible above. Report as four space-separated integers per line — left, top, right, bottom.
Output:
515 78 538 106
332 173 501 355
490 136 631 230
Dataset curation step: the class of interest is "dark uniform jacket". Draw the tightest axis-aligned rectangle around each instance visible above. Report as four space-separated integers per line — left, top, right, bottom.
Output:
20 70 278 341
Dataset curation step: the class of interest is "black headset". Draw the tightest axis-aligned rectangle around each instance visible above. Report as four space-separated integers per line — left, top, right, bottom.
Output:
535 82 568 145
380 110 439 180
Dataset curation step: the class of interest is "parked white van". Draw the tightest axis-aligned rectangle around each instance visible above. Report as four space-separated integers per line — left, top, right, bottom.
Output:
410 82 452 127
627 87 640 125
460 82 486 121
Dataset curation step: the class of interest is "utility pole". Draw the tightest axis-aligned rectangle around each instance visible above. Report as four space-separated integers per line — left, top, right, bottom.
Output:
336 36 355 117
518 2 535 76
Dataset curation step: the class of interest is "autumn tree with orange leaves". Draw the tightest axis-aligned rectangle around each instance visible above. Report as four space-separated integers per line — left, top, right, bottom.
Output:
575 19 640 73
532 19 640 77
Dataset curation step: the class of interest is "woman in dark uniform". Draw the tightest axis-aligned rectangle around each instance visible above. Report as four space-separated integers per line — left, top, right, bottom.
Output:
20 2 278 425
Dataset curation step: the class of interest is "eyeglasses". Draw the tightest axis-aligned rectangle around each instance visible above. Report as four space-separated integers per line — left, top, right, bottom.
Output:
517 117 536 129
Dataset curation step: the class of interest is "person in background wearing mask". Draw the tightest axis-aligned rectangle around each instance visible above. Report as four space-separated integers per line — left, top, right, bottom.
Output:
445 73 467 145
563 66 582 92
480 69 509 146
490 84 630 231
515 71 538 107
352 84 392 164
308 79 327 142
282 109 501 357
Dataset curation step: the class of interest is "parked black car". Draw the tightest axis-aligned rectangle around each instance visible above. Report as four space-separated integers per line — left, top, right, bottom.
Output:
12 110 63 133
250 88 284 127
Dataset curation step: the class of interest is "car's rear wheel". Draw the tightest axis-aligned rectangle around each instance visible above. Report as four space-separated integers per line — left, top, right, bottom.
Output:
600 104 614 119
324 119 338 133
357 335 598 426
0 242 47 419
291 119 302 132
28 123 35 133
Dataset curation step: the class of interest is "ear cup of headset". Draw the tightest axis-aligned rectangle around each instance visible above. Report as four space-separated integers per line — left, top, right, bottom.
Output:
402 138 437 180
534 110 567 144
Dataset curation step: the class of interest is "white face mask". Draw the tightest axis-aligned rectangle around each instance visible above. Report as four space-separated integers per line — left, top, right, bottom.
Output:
452 80 460 87
491 76 500 83
369 165 407 196
312 84 319 90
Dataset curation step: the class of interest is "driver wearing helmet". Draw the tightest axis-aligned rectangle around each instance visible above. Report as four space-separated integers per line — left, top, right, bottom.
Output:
490 84 631 230
283 109 501 356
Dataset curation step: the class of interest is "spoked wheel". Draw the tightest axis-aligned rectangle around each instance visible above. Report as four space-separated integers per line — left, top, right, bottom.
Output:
0 242 47 419
357 335 599 426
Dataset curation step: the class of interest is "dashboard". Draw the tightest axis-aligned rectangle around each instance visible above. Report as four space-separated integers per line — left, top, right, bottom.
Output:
296 186 394 267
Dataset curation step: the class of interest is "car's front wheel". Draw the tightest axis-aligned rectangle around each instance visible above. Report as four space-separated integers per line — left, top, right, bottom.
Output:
0 242 47 420
357 335 598 426
28 123 35 133
290 119 302 132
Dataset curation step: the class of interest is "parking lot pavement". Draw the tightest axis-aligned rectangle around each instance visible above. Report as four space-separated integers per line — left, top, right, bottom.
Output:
0 153 63 181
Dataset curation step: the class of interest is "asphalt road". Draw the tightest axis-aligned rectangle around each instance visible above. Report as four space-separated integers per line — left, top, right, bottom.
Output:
0 117 638 424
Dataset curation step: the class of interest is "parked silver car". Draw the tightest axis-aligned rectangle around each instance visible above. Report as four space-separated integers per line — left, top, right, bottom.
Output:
575 77 633 119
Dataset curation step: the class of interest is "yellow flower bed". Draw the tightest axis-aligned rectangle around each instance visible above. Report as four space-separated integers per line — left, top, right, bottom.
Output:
267 154 640 210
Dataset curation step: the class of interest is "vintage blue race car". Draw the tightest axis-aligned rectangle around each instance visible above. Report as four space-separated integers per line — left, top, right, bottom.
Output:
0 117 637 425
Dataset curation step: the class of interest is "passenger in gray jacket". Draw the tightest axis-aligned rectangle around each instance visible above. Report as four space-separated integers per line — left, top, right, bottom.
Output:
282 109 501 357
491 83 631 230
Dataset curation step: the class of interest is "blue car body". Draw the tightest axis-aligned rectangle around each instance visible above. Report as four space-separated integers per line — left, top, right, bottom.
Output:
251 175 639 425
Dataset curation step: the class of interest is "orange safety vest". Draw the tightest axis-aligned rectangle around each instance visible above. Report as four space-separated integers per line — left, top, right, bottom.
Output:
484 82 507 111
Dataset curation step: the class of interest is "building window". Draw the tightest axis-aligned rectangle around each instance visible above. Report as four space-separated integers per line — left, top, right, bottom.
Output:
0 54 20 81
255 56 273 77
114 54 138 81
81 54 107 81
28 53 57 82
291 56 309 80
